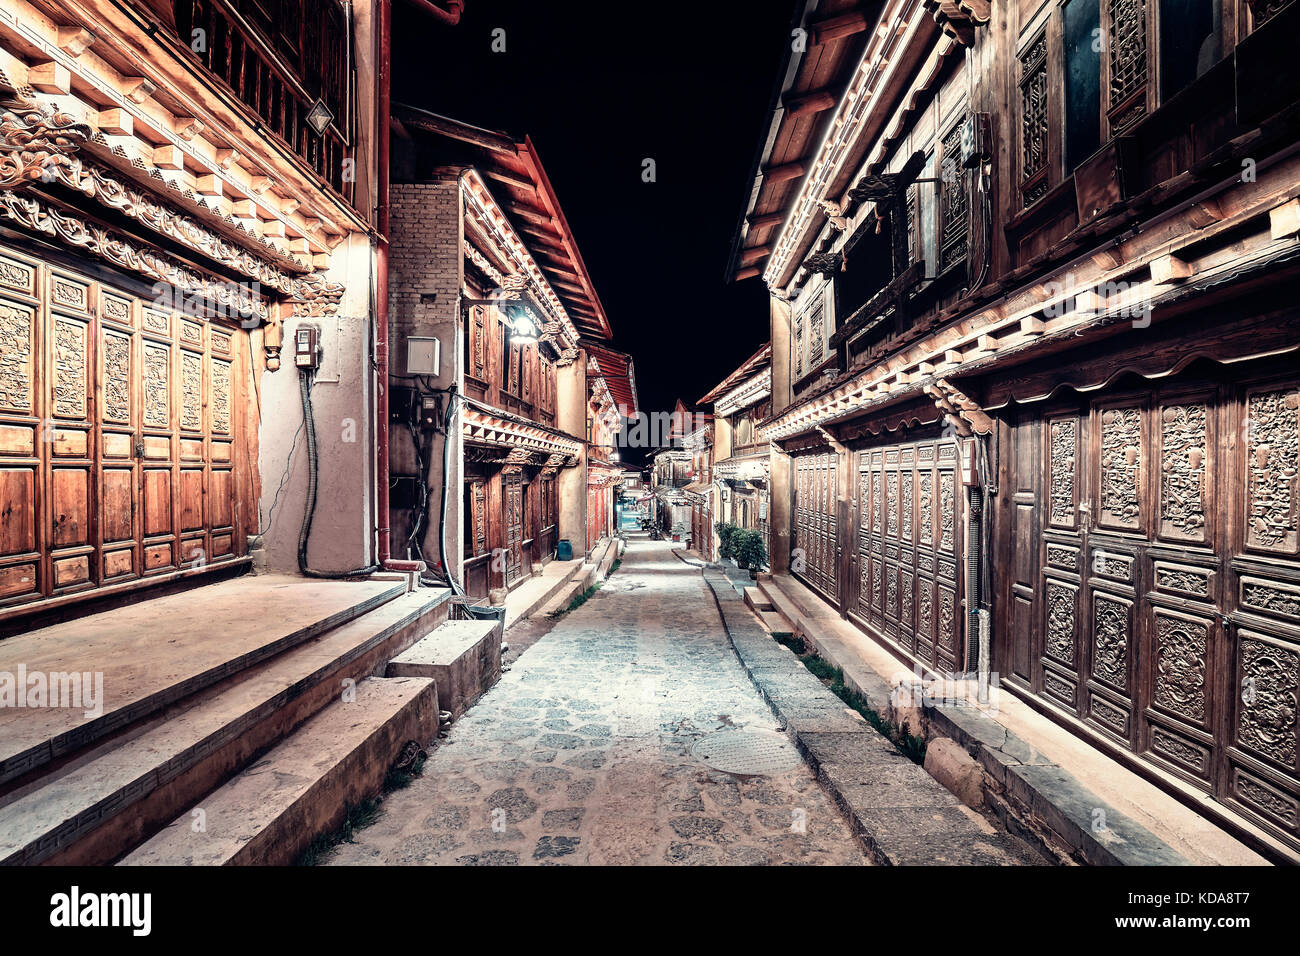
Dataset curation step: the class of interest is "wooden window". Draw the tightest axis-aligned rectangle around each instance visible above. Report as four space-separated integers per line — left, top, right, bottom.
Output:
1064 0 1103 171
1105 0 1150 132
1158 0 1218 101
467 305 488 382
1020 30 1051 207
793 277 830 385
938 119 969 275
465 480 487 557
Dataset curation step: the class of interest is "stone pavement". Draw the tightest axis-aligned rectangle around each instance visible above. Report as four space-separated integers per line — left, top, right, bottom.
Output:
325 537 867 866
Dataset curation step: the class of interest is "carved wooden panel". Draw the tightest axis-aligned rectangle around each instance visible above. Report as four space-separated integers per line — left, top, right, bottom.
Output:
0 244 251 618
1098 404 1143 531
1157 400 1210 543
1019 30 1050 208
0 299 35 414
1047 417 1078 529
795 451 838 601
1244 385 1299 555
1009 373 1300 854
504 470 523 585
855 437 962 669
1105 0 1149 130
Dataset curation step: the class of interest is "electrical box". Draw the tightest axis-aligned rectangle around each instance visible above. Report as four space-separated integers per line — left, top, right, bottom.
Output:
294 324 320 369
406 335 441 376
960 112 991 168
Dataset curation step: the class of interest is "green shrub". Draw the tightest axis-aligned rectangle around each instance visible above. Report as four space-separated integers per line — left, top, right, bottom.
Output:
734 529 768 571
716 522 737 560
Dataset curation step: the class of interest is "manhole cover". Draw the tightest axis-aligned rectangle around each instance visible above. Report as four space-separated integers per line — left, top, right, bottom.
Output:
690 729 803 776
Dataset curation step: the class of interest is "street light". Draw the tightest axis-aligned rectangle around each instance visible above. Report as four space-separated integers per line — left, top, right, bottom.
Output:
501 301 541 346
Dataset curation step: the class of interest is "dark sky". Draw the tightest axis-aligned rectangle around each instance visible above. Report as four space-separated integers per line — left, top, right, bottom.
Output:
393 0 795 462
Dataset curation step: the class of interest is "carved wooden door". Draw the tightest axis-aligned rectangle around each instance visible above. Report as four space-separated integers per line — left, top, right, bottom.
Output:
1009 370 1300 853
0 245 248 619
854 437 964 673
793 451 838 602
503 469 523 586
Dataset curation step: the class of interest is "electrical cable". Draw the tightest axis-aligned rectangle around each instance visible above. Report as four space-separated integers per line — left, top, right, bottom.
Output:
297 368 381 578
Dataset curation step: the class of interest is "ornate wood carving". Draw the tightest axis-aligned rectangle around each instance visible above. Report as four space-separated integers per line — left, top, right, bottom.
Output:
939 471 955 552
1153 612 1207 723
1100 406 1143 529
212 358 231 435
1106 0 1148 130
0 300 34 413
1045 580 1076 665
1246 387 1299 553
143 344 169 428
0 97 90 190
1159 402 1208 540
102 332 131 423
939 120 969 273
181 351 203 431
1049 418 1077 528
1019 31 1049 208
52 318 86 419
1238 635 1299 767
1092 594 1130 691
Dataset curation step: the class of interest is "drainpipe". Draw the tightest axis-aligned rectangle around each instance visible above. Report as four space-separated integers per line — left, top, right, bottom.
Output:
376 0 397 567
403 0 464 25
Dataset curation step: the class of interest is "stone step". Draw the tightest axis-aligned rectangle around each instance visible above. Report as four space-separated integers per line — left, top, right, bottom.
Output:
759 610 794 637
120 676 438 866
0 588 450 866
744 586 774 613
0 575 410 789
386 617 501 718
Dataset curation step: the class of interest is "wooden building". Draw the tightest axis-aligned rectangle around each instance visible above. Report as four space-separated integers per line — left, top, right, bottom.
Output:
700 344 774 561
729 0 1300 859
0 0 387 627
388 107 637 600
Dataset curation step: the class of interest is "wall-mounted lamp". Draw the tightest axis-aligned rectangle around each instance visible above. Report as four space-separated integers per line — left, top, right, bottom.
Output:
502 301 541 346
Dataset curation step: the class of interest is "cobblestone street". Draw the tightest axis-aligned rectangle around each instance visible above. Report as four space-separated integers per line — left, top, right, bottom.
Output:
326 536 867 866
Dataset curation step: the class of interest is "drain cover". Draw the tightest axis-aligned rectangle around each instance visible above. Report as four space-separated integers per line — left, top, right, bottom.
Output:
690 729 803 776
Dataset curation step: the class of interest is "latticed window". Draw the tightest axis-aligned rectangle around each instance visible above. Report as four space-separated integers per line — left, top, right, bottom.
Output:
1107 0 1148 130
1019 32 1050 208
807 290 825 371
939 120 969 273
793 308 804 379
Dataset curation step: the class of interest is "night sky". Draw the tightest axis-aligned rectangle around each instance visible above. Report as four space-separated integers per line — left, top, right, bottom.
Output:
393 0 796 462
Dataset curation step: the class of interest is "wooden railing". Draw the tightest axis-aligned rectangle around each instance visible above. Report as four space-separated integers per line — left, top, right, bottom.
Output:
172 0 354 204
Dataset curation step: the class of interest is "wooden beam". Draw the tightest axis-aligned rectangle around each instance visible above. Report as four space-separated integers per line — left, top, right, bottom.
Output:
505 201 554 226
740 245 771 265
484 164 537 192
734 266 763 281
748 211 787 230
762 161 806 185
811 10 870 45
783 88 837 118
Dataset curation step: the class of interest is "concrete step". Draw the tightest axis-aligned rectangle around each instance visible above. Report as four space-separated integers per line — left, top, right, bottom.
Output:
744 587 774 613
759 610 794 637
0 575 411 789
386 617 501 718
0 588 450 866
120 676 438 866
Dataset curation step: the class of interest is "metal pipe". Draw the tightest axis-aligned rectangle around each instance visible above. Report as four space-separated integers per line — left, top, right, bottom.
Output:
376 0 393 566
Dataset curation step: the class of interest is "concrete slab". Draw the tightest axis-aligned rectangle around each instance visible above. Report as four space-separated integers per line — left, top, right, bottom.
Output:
0 588 450 866
386 618 501 717
0 574 409 786
121 676 438 866
502 559 584 631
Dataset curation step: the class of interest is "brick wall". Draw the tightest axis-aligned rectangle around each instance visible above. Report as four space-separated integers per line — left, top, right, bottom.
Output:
389 179 461 374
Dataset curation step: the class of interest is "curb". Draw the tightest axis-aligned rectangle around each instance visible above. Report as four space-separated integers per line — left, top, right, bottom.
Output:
701 569 1042 866
754 574 1190 866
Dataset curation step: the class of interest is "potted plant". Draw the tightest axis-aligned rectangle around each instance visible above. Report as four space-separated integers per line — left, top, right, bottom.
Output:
716 523 737 562
735 529 768 579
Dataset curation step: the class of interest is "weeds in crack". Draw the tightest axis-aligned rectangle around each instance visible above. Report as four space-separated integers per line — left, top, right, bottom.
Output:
774 632 926 764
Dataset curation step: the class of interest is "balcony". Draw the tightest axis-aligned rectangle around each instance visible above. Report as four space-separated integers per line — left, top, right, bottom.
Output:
172 0 354 204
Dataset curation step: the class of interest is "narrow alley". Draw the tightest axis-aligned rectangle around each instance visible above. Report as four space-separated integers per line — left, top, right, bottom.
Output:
326 536 868 866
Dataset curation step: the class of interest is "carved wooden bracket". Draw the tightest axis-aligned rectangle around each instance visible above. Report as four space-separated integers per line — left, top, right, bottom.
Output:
925 378 994 437
804 250 843 277
0 96 91 190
